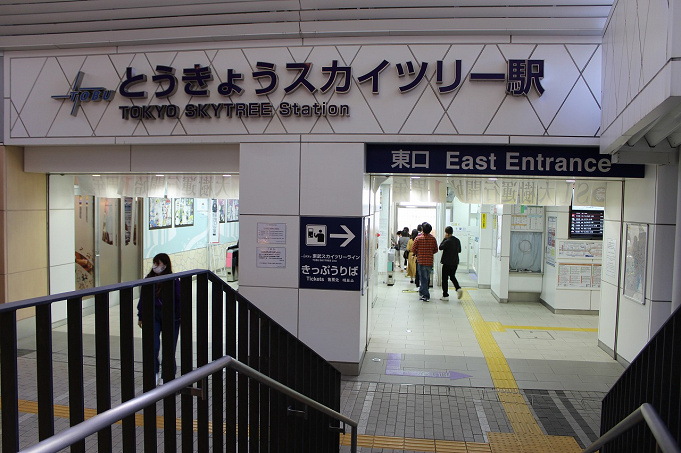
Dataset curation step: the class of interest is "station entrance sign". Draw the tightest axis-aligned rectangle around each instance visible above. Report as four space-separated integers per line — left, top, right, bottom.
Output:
300 216 362 291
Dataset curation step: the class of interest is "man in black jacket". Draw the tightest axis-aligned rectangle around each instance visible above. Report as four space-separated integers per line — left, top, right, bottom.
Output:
439 226 463 300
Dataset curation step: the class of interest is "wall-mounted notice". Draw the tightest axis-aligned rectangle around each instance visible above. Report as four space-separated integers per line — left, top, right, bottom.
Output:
256 247 286 268
257 222 286 244
511 206 544 231
557 240 602 259
546 216 557 266
604 238 618 280
557 263 601 289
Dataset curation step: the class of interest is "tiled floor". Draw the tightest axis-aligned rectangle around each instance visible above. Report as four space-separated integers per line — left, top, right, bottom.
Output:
3 271 624 452
338 269 624 451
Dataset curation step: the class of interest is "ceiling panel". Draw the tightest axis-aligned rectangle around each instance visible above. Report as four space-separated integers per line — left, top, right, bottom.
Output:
0 0 613 50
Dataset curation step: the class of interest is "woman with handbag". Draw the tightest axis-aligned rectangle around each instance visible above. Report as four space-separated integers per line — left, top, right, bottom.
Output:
406 229 418 283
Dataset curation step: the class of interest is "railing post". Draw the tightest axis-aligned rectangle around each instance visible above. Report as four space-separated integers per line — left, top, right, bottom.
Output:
35 304 55 442
1 310 19 453
119 288 137 452
67 296 86 453
196 273 210 451
225 290 237 453
95 292 112 452
211 277 224 452
161 278 177 452
180 276 194 453
140 283 157 453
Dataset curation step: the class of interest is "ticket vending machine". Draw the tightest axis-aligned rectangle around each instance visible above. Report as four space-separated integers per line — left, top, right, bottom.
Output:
225 247 238 282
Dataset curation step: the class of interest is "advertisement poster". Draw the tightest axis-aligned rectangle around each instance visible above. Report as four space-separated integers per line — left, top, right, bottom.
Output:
149 197 172 229
75 195 95 290
218 199 226 223
209 199 220 243
174 198 195 227
623 223 647 304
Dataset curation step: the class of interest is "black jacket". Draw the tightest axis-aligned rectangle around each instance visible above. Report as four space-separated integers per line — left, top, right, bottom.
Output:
439 235 461 266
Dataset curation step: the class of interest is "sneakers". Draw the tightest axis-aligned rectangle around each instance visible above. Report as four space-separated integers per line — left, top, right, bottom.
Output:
456 289 463 299
419 296 430 302
441 295 449 301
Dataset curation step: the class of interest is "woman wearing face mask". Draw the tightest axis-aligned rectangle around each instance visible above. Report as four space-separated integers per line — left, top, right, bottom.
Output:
137 253 181 386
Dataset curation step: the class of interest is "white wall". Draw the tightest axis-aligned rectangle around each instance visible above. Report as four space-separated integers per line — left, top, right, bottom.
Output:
238 141 369 369
490 207 510 302
477 205 494 288
601 0 681 153
601 166 678 363
48 175 76 322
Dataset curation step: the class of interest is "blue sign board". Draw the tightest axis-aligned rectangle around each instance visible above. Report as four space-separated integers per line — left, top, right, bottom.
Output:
366 144 645 178
300 216 363 291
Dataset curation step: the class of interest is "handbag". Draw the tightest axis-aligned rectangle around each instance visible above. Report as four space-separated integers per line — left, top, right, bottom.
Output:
403 250 409 260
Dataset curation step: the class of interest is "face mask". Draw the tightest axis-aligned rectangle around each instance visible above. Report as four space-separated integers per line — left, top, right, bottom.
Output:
152 263 166 274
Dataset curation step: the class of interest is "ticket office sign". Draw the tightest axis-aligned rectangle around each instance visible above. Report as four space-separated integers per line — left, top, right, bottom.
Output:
300 216 363 291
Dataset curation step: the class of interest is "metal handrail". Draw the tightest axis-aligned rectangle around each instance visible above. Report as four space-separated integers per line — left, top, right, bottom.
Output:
20 355 358 453
582 403 680 453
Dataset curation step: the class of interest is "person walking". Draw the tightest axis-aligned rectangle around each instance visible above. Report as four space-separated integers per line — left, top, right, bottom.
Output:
137 253 181 386
397 228 409 271
411 222 438 302
413 223 423 289
406 229 418 283
401 227 410 266
439 226 463 300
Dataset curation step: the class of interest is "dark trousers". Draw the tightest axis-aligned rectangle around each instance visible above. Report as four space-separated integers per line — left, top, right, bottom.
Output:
153 310 181 378
442 263 461 296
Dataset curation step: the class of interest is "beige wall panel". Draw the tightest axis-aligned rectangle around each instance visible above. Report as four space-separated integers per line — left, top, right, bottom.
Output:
5 147 46 211
6 210 48 274
17 306 35 321
0 210 6 275
7 268 48 303
0 274 6 304
0 146 6 211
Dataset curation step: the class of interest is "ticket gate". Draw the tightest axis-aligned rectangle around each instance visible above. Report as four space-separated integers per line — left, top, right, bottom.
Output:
387 249 395 286
225 248 238 282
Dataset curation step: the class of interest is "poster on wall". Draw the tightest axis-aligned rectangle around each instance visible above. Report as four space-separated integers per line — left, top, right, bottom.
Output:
226 199 239 221
604 238 618 280
123 197 138 246
174 198 195 227
218 199 226 223
557 263 600 289
209 199 220 243
546 216 556 266
75 195 95 290
149 197 172 229
623 223 648 304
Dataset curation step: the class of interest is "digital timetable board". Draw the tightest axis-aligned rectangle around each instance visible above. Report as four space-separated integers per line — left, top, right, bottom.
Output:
569 209 604 239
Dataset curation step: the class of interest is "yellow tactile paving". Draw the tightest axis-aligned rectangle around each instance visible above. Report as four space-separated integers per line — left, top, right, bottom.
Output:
501 324 598 332
460 291 544 436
